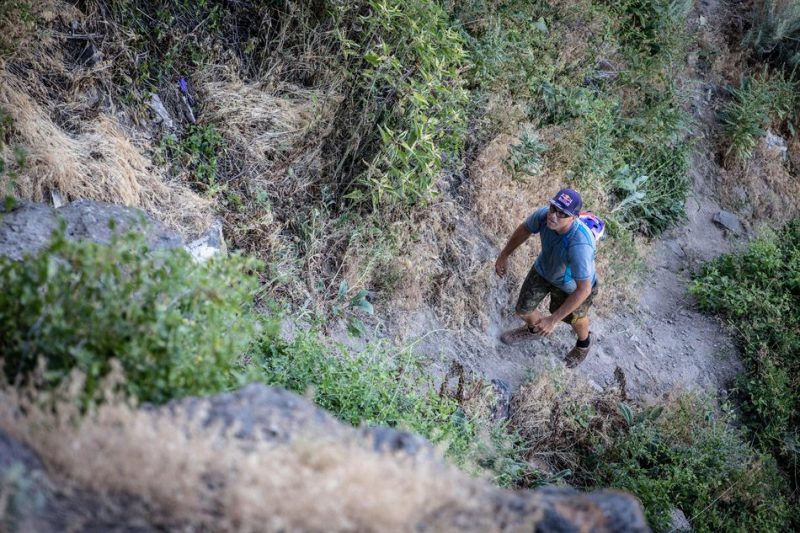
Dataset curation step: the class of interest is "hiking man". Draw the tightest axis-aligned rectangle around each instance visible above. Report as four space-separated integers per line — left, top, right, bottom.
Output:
495 188 597 368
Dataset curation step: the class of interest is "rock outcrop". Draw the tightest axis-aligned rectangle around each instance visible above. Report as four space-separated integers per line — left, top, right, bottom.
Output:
0 200 224 262
2 384 650 532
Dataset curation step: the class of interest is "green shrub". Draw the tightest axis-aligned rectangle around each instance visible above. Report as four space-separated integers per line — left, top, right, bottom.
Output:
0 229 260 405
691 219 800 526
593 395 791 532
331 0 469 208
744 0 800 70
0 230 524 484
159 123 224 188
719 72 797 161
250 326 527 485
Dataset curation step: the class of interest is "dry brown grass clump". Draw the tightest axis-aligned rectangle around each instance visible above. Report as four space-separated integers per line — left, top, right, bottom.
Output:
721 138 800 222
0 382 494 532
0 0 212 235
510 369 625 479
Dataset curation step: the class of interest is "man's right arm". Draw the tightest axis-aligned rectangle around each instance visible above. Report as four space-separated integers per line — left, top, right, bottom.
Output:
495 223 532 277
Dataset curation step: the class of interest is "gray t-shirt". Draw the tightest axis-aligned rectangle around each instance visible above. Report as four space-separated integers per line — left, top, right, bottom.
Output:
525 207 596 293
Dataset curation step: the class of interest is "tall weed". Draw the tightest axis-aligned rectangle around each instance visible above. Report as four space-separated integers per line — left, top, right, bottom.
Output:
720 72 797 162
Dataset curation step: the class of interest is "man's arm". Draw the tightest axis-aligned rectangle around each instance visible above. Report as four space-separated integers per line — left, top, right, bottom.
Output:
533 278 591 335
495 223 532 277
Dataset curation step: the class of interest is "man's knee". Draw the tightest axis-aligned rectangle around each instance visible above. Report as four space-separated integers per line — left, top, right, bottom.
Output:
517 309 541 324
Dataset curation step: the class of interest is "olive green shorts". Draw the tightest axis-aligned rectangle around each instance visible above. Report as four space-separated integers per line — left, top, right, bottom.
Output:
515 268 597 324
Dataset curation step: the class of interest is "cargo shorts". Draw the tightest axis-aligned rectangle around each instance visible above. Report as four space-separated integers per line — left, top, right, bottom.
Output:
515 268 597 324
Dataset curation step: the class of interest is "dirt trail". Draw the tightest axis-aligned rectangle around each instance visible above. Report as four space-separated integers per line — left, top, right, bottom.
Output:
362 0 746 401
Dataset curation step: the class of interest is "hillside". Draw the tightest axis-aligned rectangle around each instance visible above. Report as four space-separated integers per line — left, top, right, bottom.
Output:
1 0 799 531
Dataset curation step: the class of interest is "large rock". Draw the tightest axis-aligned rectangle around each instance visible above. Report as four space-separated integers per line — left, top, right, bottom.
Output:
162 383 437 459
2 384 650 531
0 200 183 260
0 200 225 261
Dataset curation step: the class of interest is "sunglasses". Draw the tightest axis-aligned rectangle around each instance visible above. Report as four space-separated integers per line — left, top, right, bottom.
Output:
549 205 571 219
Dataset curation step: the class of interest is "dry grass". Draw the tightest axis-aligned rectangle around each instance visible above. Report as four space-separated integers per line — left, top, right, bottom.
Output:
0 379 501 532
0 0 212 235
510 368 625 478
721 138 800 222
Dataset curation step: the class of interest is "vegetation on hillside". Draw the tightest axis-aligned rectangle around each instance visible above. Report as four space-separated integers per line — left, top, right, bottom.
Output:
0 232 523 484
510 371 791 531
692 220 800 528
2 0 800 530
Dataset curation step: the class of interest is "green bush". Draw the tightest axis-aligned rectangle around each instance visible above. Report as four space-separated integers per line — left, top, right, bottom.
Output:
331 0 469 208
691 219 800 527
592 396 791 532
250 326 526 485
0 230 524 484
691 220 800 452
719 72 797 161
159 123 224 188
0 229 260 405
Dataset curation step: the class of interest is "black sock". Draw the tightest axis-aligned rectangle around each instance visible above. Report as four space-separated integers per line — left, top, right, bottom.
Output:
576 335 590 348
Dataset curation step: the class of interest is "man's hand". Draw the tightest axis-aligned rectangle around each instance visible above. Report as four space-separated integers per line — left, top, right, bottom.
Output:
495 254 509 278
533 315 558 336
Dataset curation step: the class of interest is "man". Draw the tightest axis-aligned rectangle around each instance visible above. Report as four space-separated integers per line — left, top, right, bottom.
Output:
494 188 597 368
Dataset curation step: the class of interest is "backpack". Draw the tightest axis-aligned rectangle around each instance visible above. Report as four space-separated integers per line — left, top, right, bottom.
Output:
577 211 606 245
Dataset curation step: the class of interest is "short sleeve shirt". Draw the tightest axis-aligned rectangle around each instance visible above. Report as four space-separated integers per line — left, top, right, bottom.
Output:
525 207 596 293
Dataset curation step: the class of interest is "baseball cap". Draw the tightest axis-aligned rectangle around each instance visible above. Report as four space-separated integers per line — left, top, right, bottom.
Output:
549 188 582 217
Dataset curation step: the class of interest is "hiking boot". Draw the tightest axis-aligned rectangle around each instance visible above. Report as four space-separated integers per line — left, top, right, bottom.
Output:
499 326 539 346
565 336 591 368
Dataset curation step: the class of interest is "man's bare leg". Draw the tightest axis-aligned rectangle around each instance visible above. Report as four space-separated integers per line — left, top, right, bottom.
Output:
571 316 590 342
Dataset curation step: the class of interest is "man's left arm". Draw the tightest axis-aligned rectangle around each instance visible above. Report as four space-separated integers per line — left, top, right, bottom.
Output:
533 279 591 335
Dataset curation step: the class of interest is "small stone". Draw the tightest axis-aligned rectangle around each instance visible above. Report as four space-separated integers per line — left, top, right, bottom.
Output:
712 210 743 235
185 219 226 262
765 130 788 156
669 508 692 532
148 93 174 130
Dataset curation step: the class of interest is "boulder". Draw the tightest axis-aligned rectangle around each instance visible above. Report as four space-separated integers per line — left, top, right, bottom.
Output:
2 384 651 531
0 200 225 262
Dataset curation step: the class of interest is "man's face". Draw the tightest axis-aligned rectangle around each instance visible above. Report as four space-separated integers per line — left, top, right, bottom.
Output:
547 204 574 233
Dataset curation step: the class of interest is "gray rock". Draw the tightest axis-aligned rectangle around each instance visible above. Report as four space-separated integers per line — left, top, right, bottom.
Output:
0 200 184 261
163 383 347 444
185 218 226 262
363 426 435 458
764 130 788 160
669 507 692 532
490 378 512 422
712 210 743 235
148 93 174 130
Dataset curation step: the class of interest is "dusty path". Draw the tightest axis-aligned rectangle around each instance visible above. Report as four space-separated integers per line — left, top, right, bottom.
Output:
387 160 743 401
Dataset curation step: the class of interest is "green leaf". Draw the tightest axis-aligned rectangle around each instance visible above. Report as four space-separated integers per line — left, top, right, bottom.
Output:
364 51 381 65
338 280 349 300
347 316 366 337
617 402 634 426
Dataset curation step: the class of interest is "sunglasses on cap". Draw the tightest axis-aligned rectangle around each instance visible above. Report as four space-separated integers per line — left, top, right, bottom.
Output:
549 205 572 219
